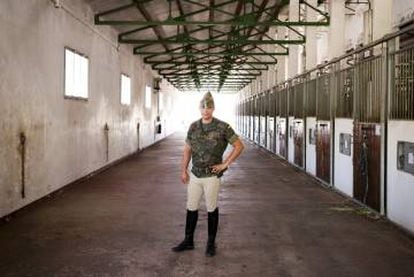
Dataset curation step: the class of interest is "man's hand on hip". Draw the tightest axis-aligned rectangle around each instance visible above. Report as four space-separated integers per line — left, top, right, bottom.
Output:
210 163 228 174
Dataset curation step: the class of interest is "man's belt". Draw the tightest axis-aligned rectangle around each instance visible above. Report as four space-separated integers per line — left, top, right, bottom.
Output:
191 166 225 178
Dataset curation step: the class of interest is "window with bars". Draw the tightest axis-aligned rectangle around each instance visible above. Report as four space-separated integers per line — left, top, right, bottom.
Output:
269 92 275 117
294 82 305 118
390 45 414 120
336 68 354 118
316 73 331 120
279 88 288 117
306 79 317 117
354 55 382 123
288 87 295 116
273 88 279 116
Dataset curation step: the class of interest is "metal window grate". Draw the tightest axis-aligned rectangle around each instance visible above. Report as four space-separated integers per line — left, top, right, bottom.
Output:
306 79 317 117
354 55 382 123
269 92 275 116
279 88 288 117
294 82 305 118
262 93 269 116
237 27 414 125
390 46 414 120
336 67 354 118
288 86 295 116
254 97 259 116
316 73 331 120
273 88 279 116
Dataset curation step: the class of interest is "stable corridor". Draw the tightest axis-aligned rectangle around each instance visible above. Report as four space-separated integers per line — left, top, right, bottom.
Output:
1 134 414 277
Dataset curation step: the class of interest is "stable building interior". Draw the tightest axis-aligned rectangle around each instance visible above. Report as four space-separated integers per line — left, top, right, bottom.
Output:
1 0 414 276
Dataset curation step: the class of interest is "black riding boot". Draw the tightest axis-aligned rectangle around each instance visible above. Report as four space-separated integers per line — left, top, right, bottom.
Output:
205 208 219 257
172 210 198 252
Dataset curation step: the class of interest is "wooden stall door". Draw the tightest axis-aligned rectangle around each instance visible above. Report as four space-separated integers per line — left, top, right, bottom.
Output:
353 123 381 211
316 123 330 183
293 120 304 167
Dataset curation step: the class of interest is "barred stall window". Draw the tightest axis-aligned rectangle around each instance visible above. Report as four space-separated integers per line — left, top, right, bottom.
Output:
390 45 414 120
288 86 295 116
316 73 331 120
262 92 269 116
306 79 317 117
254 97 259 116
336 67 354 118
354 55 382 123
259 94 265 116
249 99 253 116
269 91 275 117
279 88 288 117
294 82 305 118
246 100 250 116
273 87 280 116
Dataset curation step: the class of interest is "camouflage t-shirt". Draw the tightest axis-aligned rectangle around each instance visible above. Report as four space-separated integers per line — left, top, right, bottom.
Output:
186 117 238 178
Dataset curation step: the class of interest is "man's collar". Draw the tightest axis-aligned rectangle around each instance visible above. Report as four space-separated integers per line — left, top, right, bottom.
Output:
199 117 215 126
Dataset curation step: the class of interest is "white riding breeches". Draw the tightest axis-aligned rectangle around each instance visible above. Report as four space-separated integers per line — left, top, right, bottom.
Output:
186 172 221 212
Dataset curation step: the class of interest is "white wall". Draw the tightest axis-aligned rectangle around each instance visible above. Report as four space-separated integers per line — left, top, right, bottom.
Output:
0 0 180 218
372 0 392 40
387 121 414 232
328 0 346 59
288 0 300 79
305 0 318 70
316 31 329 65
392 0 414 27
334 119 354 197
306 117 317 176
344 5 365 49
175 92 237 133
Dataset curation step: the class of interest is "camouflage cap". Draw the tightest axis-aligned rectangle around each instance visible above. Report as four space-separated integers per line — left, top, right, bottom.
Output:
199 91 215 109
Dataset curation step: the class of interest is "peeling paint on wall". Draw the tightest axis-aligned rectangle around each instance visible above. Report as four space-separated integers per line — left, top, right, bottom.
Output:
0 0 180 218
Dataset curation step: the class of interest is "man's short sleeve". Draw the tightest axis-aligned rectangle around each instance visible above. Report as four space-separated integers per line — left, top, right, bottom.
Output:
225 124 238 144
185 127 192 145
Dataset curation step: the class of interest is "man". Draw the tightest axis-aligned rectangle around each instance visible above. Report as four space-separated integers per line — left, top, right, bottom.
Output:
172 91 244 257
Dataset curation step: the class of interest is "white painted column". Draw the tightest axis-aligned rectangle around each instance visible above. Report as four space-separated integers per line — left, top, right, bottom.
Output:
372 0 392 40
328 0 346 60
305 0 318 70
267 27 277 88
288 0 300 78
277 56 287 83
276 26 287 83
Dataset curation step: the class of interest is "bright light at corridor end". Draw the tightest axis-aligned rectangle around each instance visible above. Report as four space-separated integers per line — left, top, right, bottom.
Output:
174 91 237 132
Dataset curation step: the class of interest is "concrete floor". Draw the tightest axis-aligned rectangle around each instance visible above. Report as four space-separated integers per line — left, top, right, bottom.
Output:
1 134 414 277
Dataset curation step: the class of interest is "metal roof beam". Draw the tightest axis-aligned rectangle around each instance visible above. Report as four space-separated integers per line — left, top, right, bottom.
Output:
121 38 305 45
